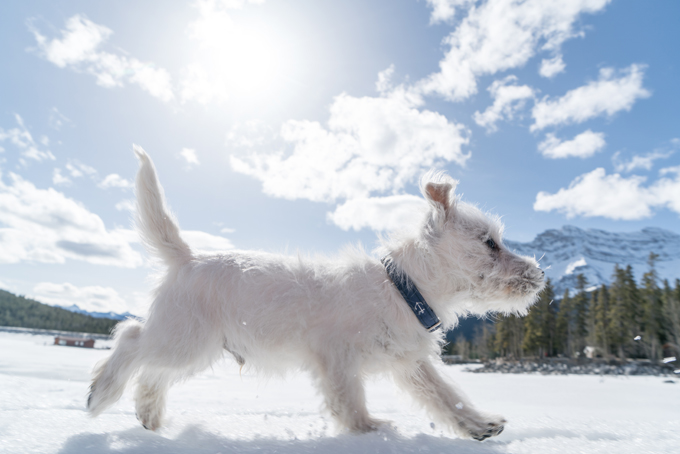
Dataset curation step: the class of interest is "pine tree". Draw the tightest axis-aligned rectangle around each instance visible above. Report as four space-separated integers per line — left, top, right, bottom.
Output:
585 286 598 351
661 279 680 353
523 279 556 357
592 284 611 355
641 253 665 359
455 333 470 360
624 265 644 357
555 289 573 356
608 265 643 358
608 266 627 357
571 274 590 357
471 322 495 360
494 313 525 358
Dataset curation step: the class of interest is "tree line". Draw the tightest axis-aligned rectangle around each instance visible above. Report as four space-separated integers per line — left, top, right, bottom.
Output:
447 253 680 361
0 289 119 335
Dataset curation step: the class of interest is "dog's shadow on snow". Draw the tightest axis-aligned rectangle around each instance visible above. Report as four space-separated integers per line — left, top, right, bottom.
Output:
57 423 626 454
56 425 509 454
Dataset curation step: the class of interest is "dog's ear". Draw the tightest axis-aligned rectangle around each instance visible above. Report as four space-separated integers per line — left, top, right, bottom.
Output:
421 173 458 232
424 182 452 210
422 173 457 213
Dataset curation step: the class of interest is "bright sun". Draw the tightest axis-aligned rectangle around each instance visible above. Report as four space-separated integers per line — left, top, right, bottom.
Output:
182 3 294 105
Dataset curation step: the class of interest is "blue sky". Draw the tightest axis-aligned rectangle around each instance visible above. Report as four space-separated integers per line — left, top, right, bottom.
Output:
0 0 678 315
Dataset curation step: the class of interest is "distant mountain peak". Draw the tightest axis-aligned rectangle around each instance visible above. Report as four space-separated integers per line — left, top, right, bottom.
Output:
506 226 680 296
58 304 132 321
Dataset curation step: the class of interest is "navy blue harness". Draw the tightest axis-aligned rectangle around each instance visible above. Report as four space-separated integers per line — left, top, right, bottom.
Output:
381 256 441 332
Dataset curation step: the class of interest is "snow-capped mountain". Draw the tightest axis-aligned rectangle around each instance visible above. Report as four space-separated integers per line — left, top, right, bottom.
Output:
505 226 680 296
58 304 133 321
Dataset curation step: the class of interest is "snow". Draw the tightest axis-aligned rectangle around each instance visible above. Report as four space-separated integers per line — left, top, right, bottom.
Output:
1 331 679 454
565 258 588 275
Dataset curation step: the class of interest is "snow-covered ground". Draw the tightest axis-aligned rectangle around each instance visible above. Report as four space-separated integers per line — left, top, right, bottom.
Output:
1 331 678 454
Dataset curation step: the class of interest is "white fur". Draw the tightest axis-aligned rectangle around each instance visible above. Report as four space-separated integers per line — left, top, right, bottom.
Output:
88 146 545 439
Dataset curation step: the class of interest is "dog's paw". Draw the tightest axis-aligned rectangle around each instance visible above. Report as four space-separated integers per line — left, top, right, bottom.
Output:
134 382 167 431
467 421 504 441
457 414 506 441
135 410 162 431
345 415 393 434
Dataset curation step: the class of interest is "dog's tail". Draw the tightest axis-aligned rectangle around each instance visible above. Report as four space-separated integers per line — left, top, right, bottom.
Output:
133 144 192 265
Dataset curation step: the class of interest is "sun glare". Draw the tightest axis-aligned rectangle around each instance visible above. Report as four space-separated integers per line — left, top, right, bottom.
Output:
182 5 295 105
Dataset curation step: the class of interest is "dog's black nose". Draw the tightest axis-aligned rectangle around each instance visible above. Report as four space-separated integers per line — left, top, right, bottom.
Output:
540 270 545 277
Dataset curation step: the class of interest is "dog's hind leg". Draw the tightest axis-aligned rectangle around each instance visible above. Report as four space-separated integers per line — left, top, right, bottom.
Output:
88 319 144 417
134 368 175 431
127 308 224 430
393 360 505 441
312 350 383 433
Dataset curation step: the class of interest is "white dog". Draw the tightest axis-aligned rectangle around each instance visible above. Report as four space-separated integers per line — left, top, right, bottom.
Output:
87 146 545 441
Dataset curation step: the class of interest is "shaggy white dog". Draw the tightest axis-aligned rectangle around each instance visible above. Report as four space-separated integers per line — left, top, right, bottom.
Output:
87 146 545 441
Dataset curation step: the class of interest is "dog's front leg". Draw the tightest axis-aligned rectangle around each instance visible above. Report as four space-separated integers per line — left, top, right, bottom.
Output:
394 359 505 441
312 352 384 433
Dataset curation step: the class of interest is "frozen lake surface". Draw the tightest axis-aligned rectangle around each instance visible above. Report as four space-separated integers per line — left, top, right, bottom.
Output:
1 330 678 453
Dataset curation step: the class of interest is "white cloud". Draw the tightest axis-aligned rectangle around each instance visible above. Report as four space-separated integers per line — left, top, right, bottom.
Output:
178 148 200 169
182 230 234 253
0 168 232 267
612 140 678 173
31 282 129 314
425 0 476 24
53 160 100 188
375 65 396 95
115 199 136 212
534 167 680 220
48 107 72 131
531 64 650 131
656 166 680 214
538 130 606 159
66 160 98 179
230 91 468 203
52 168 71 186
612 150 672 173
534 169 650 219
473 75 534 132
416 0 610 101
30 14 109 67
98 173 133 190
327 195 427 232
0 171 143 267
226 121 277 149
29 15 174 103
0 114 56 164
539 54 566 78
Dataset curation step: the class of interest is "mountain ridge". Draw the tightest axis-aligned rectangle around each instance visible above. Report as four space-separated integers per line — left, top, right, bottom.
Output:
505 225 680 296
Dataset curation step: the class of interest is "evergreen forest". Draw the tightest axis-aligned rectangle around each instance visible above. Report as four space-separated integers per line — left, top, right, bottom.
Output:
447 253 680 361
0 289 119 335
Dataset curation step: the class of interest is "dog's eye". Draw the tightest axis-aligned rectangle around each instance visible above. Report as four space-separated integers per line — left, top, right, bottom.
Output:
486 238 497 250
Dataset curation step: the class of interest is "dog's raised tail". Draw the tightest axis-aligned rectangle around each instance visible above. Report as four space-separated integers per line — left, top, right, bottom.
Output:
133 144 192 265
